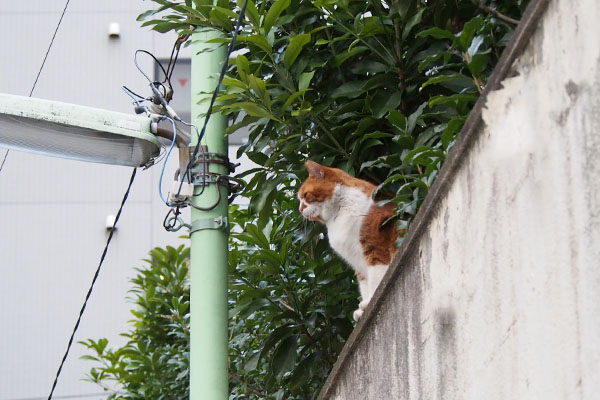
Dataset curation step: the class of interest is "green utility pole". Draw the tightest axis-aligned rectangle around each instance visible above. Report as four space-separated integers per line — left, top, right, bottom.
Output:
190 28 229 400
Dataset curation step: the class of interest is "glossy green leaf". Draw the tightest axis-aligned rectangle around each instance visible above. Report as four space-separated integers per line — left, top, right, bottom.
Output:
387 110 407 133
390 0 416 20
349 60 388 74
244 351 261 372
284 33 311 68
282 89 309 110
222 77 247 89
360 131 393 143
137 8 164 21
151 22 178 33
263 0 291 35
237 35 273 57
407 102 427 134
235 54 250 80
417 27 457 42
332 46 368 67
402 8 424 40
245 223 271 249
468 53 489 78
299 71 315 92
243 0 261 31
370 90 403 119
459 15 484 51
193 0 212 7
422 73 478 93
288 352 319 390
209 8 233 30
330 81 366 99
441 115 466 149
271 335 298 380
259 324 295 361
247 74 271 107
236 102 276 119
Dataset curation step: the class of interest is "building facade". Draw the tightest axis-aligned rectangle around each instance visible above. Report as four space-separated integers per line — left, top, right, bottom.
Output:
0 1 248 399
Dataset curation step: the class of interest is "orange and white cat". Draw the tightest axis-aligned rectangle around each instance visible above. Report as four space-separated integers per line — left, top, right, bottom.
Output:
298 160 400 321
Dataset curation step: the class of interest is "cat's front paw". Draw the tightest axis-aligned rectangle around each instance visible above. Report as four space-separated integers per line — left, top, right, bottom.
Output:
353 308 363 321
359 299 369 311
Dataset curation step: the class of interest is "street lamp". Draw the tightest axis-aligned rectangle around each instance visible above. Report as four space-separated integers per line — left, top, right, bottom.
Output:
0 93 161 166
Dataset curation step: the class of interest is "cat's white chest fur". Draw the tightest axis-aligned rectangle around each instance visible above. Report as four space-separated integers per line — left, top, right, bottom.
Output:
325 185 372 276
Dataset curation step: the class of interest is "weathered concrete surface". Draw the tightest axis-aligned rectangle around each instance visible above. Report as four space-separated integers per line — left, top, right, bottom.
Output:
318 0 600 399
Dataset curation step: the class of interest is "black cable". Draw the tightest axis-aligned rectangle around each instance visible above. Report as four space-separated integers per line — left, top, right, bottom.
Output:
165 36 186 90
166 41 178 83
0 0 72 176
122 85 148 102
134 49 174 103
30 0 71 97
47 168 137 400
0 150 8 174
134 49 169 85
190 175 224 211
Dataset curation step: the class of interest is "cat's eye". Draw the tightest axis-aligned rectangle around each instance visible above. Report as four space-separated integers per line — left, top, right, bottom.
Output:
304 192 316 203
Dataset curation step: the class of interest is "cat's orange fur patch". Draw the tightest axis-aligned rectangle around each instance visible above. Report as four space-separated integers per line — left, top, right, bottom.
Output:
359 201 398 265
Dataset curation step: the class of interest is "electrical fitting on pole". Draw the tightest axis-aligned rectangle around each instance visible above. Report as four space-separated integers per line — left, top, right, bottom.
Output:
120 44 243 234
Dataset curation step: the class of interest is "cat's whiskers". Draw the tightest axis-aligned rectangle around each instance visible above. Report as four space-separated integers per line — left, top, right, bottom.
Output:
301 216 309 238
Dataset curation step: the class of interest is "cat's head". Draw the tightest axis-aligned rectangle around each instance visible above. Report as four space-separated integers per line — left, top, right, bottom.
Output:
298 161 337 222
298 160 374 222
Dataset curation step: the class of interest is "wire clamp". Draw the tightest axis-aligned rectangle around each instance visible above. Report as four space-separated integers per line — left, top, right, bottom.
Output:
163 207 191 232
190 216 228 234
164 216 191 232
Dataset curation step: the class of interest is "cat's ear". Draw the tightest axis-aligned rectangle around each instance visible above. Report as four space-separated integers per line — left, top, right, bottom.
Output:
305 160 325 179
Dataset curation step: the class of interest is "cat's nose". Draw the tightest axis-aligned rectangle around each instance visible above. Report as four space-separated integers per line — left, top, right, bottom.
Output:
299 202 307 212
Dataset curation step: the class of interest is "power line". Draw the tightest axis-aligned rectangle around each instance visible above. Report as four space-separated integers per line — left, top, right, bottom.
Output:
0 0 72 176
0 150 8 174
47 168 137 400
5 392 113 400
30 0 72 97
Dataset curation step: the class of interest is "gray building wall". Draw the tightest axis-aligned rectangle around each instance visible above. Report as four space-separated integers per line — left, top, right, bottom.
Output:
0 2 236 399
318 0 600 398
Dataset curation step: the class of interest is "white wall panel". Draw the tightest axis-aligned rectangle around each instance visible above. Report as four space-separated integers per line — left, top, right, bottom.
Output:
0 201 156 398
0 1 196 399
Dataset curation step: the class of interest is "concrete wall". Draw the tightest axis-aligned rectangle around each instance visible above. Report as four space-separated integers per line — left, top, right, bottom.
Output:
318 0 600 399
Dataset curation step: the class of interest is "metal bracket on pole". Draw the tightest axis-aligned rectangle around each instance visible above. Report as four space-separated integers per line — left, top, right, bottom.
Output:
191 173 222 186
189 147 245 199
190 146 238 172
190 216 228 234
